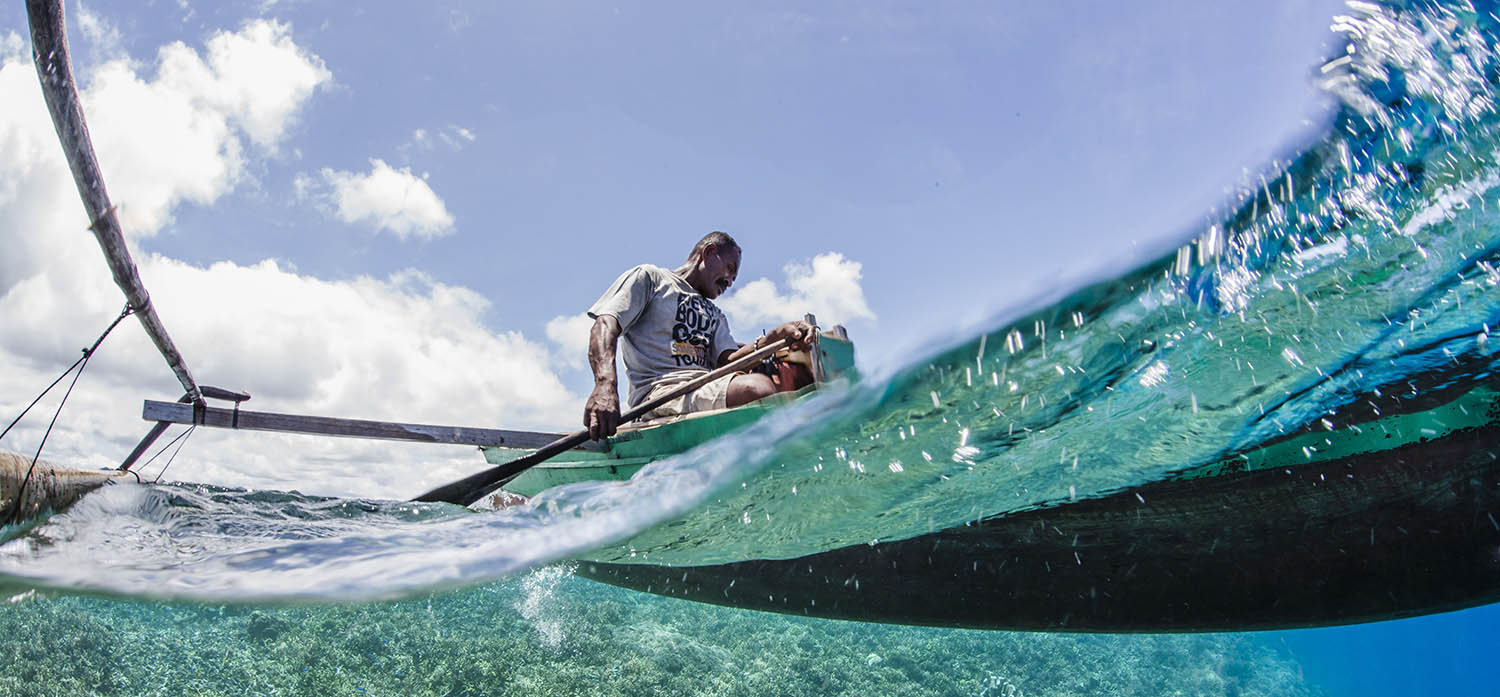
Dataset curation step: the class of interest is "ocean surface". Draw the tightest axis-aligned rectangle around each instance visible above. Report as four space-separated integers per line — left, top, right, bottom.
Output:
5 0 1500 694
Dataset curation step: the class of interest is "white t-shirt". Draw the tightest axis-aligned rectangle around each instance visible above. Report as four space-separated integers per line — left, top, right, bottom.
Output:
588 265 739 407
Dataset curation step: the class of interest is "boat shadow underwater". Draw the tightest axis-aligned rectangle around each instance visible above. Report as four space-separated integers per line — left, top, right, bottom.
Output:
578 368 1500 632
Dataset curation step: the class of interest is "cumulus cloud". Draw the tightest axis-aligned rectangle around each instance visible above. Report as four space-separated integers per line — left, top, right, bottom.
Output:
178 19 331 149
139 260 575 495
545 312 595 369
0 16 328 289
44 18 328 238
719 252 876 332
0 20 562 499
300 159 456 240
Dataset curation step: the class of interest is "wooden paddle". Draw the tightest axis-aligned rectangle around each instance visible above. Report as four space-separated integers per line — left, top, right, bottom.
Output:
412 338 792 506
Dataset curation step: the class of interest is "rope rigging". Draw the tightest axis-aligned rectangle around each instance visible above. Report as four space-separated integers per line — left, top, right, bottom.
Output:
2 303 135 520
1 304 134 445
136 424 196 484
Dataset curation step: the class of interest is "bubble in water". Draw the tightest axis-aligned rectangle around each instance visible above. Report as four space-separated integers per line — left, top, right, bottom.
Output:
515 564 573 649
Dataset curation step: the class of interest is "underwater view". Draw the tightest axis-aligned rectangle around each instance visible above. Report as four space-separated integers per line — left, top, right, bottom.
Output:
0 569 1317 697
6 0 1500 694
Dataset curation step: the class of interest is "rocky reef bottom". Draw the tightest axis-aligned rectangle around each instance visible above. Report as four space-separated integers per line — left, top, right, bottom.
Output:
0 565 1314 697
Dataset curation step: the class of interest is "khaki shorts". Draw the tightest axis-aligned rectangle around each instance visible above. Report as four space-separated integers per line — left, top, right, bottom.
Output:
638 373 737 420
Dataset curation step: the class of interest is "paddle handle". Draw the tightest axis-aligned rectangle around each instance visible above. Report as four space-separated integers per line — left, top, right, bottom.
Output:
619 337 792 422
412 337 792 505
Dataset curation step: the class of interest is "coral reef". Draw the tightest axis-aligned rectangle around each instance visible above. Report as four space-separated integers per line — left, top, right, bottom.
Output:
0 569 1316 697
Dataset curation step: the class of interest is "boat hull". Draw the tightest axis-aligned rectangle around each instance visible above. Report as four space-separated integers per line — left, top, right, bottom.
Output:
579 421 1500 632
485 392 795 499
484 331 858 501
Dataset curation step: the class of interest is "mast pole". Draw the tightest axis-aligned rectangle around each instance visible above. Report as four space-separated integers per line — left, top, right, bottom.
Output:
26 0 205 406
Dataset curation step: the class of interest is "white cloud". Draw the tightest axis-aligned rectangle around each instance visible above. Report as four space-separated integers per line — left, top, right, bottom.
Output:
304 158 456 240
0 48 66 292
0 21 565 499
719 252 876 332
546 312 595 369
405 124 477 153
2 32 20 61
137 260 576 495
76 3 126 60
37 18 329 238
164 19 331 150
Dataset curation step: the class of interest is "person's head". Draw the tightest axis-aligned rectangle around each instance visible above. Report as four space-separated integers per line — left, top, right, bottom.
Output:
676 231 741 299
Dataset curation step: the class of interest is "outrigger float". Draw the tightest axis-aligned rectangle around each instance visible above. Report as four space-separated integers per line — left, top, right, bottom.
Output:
9 0 1500 633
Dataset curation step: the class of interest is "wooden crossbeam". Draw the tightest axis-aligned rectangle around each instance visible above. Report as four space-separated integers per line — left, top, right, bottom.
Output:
142 401 601 451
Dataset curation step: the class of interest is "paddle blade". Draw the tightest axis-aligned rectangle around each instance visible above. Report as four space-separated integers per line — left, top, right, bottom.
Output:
411 466 507 504
412 430 590 505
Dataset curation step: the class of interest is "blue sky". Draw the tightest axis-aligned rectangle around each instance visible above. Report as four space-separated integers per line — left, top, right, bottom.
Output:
0 1 1343 497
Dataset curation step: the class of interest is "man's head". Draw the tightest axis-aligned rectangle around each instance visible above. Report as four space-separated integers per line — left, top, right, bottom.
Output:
678 231 741 299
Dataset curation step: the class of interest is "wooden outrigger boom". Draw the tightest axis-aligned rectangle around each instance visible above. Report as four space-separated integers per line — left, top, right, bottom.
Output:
1 0 214 519
138 400 603 452
27 0 205 407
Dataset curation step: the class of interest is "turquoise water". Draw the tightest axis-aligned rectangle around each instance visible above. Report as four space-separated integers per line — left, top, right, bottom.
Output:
0 570 1311 697
5 0 1500 693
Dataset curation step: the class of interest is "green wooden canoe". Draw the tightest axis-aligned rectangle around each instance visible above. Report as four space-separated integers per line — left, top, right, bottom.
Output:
483 329 857 500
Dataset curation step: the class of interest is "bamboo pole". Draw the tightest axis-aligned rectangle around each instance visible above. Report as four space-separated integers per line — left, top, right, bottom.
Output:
26 0 204 406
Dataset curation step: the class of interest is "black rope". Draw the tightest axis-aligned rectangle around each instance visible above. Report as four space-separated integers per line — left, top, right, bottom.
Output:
0 352 86 444
135 425 190 472
1 304 134 445
6 347 91 521
143 425 195 484
3 304 134 521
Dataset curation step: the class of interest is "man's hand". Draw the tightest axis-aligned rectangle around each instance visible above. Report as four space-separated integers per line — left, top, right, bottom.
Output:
765 319 815 351
584 384 620 440
585 315 623 440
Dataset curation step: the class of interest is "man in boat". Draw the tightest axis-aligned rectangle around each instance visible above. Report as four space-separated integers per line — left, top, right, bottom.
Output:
583 231 814 440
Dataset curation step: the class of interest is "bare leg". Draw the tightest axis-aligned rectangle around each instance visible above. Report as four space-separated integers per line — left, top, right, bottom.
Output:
726 373 776 408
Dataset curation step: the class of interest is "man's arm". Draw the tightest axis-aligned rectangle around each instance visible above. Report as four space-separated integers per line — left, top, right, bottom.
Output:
585 315 623 440
716 319 815 367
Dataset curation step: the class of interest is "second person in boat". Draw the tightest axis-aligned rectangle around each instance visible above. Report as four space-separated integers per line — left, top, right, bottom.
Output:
583 231 815 440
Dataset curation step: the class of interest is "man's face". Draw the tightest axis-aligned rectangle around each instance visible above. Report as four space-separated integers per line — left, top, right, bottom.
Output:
699 245 740 299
